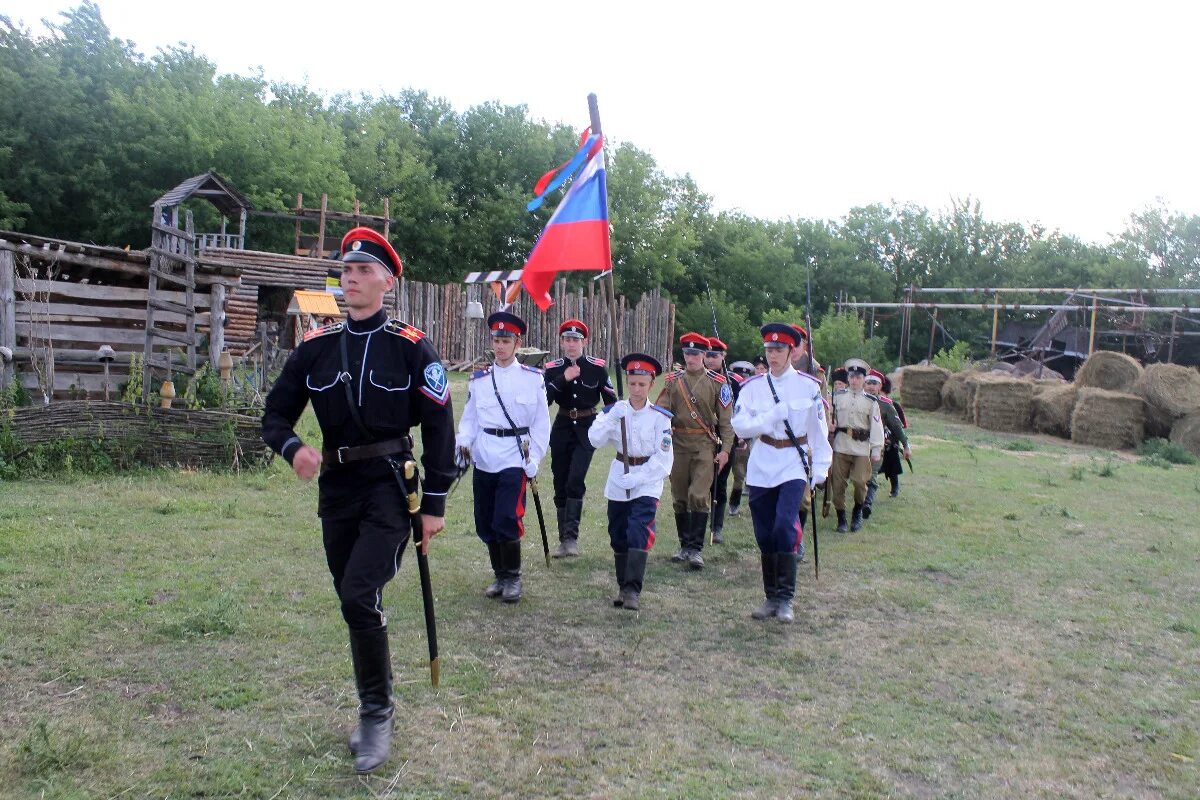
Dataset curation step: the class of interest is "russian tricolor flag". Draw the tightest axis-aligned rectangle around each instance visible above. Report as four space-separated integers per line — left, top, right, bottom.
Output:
520 135 611 310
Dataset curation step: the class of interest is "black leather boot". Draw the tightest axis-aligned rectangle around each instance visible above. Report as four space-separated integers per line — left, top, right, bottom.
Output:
552 502 570 558
774 552 797 624
687 513 707 570
621 549 648 611
851 503 864 532
562 499 583 556
671 512 689 561
612 551 628 607
889 476 900 497
483 541 504 598
711 499 726 543
348 626 394 774
501 539 522 603
863 484 876 519
836 509 848 533
751 554 779 619
728 488 743 516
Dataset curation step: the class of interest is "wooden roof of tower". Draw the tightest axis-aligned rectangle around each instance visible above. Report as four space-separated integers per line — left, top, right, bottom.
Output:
153 171 252 218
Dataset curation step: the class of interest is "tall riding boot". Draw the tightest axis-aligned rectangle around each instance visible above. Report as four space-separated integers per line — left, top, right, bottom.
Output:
889 476 900 497
621 549 649 611
751 554 779 619
836 509 848 533
863 484 877 519
552 503 570 558
501 539 523 603
851 503 864 532
671 512 689 562
348 626 394 774
563 499 583 556
728 487 743 516
774 552 798 624
687 512 707 570
484 541 504 598
712 499 727 543
611 551 628 607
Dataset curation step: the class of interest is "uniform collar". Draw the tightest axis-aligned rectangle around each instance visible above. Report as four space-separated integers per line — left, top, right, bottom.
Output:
494 359 521 370
346 308 387 334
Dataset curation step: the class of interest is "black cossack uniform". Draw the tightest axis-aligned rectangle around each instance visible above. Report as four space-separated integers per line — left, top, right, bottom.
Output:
543 355 618 546
262 308 457 630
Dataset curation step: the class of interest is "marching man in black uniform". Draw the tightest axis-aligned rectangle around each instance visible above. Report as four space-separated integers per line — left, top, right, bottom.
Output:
732 324 832 623
262 227 456 774
587 354 674 611
543 318 617 558
456 311 551 604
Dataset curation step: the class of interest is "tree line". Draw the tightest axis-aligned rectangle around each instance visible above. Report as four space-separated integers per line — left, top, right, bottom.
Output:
3 3 1198 365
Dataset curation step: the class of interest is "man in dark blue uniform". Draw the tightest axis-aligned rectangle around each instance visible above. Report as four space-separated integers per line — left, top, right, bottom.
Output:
262 227 456 775
542 318 617 557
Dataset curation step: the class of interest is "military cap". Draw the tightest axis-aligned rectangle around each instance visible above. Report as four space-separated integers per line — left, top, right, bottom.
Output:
621 353 662 377
760 322 800 348
866 369 885 385
559 319 589 339
789 323 809 341
679 332 709 353
488 311 526 337
729 360 755 378
752 354 768 368
844 358 870 376
341 227 403 276
706 337 728 353
831 367 849 384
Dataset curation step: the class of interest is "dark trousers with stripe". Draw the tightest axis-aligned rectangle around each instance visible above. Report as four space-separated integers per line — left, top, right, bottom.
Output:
748 480 806 554
473 467 527 544
320 478 412 631
606 496 659 552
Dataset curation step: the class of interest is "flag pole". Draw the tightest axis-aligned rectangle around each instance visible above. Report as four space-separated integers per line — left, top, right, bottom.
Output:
589 93 633 498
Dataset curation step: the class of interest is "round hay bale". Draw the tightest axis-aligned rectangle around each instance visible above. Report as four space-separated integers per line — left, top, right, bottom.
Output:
973 376 1034 432
940 371 971 415
1142 400 1175 439
1031 382 1077 438
900 365 949 411
1132 363 1200 420
1170 411 1200 457
1070 388 1145 450
1075 351 1143 392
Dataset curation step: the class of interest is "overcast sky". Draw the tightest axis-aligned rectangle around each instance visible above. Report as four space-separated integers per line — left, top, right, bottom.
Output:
5 0 1199 244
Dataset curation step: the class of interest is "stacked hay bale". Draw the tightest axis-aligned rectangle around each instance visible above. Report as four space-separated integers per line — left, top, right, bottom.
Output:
1132 363 1200 438
973 376 1034 432
1071 388 1144 449
961 372 991 421
1031 382 1078 437
1074 351 1143 392
1171 412 1200 457
940 370 973 416
900 365 949 410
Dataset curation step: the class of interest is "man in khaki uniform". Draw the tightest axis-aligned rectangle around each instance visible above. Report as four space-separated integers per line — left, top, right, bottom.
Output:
829 358 884 533
655 332 735 569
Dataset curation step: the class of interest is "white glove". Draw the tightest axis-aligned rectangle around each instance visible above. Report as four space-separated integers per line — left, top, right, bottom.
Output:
613 470 639 490
455 434 472 450
524 462 538 479
769 402 790 423
609 400 632 419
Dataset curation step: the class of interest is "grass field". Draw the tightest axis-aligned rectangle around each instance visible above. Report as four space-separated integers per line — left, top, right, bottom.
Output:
1 379 1198 799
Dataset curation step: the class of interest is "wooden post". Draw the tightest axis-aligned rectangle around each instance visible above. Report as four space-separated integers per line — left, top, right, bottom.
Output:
990 291 999 354
316 194 328 256
293 193 303 255
1088 295 1098 355
238 209 247 249
927 307 939 362
383 198 390 240
1168 313 1177 363
144 206 161 403
0 248 14 389
184 210 197 372
209 282 226 367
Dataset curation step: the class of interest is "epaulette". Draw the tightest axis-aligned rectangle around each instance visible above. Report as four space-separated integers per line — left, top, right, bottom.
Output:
665 370 684 381
706 369 727 383
521 364 544 375
730 373 746 384
651 404 673 418
865 394 879 402
303 321 343 342
877 395 894 405
740 374 764 387
797 371 822 386
385 319 425 343
544 357 565 369
470 367 492 381
585 355 606 367
601 403 615 414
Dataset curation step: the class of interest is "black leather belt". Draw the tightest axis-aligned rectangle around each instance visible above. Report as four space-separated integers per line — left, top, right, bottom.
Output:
483 427 530 437
616 453 650 466
559 407 596 420
324 436 412 465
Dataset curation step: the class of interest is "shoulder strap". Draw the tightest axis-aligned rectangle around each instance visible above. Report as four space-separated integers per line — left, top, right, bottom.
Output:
676 375 719 445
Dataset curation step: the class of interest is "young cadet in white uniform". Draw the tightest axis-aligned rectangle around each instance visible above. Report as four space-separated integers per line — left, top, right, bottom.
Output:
455 311 550 604
731 323 833 624
588 354 674 611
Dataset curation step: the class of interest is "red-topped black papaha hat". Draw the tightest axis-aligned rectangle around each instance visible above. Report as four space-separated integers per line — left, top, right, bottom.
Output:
341 227 403 276
621 353 662 377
